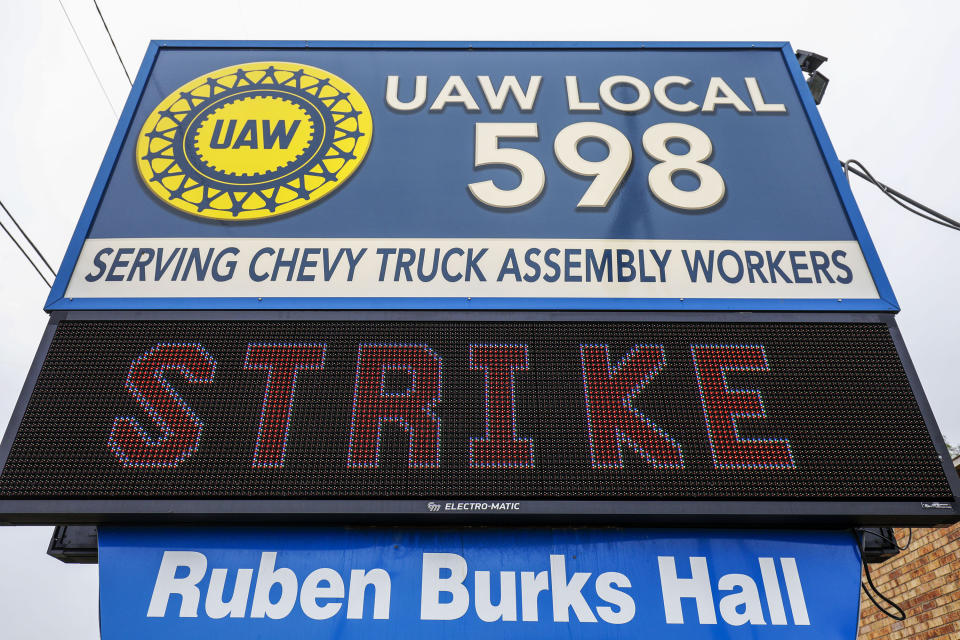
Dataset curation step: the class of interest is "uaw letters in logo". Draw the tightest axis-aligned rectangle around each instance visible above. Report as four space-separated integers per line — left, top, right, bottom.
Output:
135 62 372 221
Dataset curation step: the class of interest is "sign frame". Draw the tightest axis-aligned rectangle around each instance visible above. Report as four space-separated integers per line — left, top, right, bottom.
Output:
1 309 956 527
43 41 898 313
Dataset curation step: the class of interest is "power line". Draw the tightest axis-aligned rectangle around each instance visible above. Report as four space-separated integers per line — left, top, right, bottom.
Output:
92 0 132 86
843 159 960 232
57 0 118 116
0 198 55 275
0 216 52 288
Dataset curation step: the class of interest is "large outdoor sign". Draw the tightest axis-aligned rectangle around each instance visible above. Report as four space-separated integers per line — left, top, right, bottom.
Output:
4 42 957 528
4 40 954 640
46 42 894 311
1 313 957 524
99 527 863 639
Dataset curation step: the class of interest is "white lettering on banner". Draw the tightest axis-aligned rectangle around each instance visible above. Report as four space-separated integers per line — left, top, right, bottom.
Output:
474 570 518 622
384 75 786 210
207 566 253 618
386 75 782 115
422 553 627 623
759 557 788 624
550 554 597 622
66 238 878 300
299 568 343 620
346 569 391 619
420 553 470 620
147 551 207 617
595 572 635 624
781 557 811 625
717 573 765 625
250 552 298 618
520 570 550 621
144 551 812 627
658 556 810 626
658 556 717 624
147 551 390 621
429 76 481 112
477 76 542 112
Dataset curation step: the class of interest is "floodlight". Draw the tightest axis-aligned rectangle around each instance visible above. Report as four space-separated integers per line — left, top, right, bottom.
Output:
796 49 830 104
806 71 829 105
796 49 828 73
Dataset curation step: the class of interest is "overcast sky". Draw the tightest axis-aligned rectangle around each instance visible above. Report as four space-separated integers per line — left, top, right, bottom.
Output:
0 0 958 637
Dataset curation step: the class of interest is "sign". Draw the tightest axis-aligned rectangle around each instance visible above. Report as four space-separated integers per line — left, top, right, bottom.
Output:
98 527 863 639
46 41 894 311
1 314 957 524
6 42 957 529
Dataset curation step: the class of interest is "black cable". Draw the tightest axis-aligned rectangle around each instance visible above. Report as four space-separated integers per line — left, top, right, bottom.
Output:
847 160 960 230
896 528 912 551
843 159 960 232
0 217 52 288
844 160 959 231
0 197 56 276
843 160 934 223
92 0 132 86
57 0 118 116
862 561 906 621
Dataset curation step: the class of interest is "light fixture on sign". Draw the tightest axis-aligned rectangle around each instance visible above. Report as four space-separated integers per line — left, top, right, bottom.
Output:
796 49 829 104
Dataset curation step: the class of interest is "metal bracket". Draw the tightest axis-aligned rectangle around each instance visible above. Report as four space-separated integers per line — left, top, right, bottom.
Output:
46 525 98 564
857 527 902 564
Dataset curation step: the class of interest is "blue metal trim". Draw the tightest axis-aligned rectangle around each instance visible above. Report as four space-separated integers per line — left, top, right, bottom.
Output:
154 40 791 50
46 296 896 312
54 309 897 323
778 43 898 311
44 41 163 310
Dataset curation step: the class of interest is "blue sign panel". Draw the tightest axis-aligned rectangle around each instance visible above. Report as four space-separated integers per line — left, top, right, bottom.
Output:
99 527 862 639
48 42 894 311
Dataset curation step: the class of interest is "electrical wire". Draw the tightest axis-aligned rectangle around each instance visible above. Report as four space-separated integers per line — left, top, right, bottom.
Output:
895 528 912 551
0 198 56 276
862 562 906 621
0 217 52 288
856 528 911 621
843 159 960 232
92 0 132 86
844 159 959 230
57 0 118 116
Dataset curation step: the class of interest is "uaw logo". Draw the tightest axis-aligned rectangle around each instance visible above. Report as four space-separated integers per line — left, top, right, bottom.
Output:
136 62 372 221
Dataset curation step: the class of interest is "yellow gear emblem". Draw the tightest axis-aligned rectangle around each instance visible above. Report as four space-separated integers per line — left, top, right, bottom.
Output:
135 62 372 221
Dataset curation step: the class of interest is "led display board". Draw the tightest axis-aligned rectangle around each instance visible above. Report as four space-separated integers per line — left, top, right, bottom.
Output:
1 313 957 525
45 41 894 312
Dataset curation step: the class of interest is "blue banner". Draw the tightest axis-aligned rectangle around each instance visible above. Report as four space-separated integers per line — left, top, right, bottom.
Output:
99 527 862 639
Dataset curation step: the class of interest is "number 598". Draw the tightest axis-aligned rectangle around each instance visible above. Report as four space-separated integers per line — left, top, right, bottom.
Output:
467 121 725 211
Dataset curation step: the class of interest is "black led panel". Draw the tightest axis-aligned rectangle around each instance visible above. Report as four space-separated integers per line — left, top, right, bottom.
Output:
0 315 957 525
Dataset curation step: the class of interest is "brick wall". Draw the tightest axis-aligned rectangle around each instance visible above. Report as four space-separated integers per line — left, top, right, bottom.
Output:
858 460 960 639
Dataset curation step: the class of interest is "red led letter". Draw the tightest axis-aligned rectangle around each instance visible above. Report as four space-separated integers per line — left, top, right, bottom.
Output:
244 343 326 468
690 344 794 469
108 343 216 468
347 344 442 468
580 344 683 468
469 343 534 468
